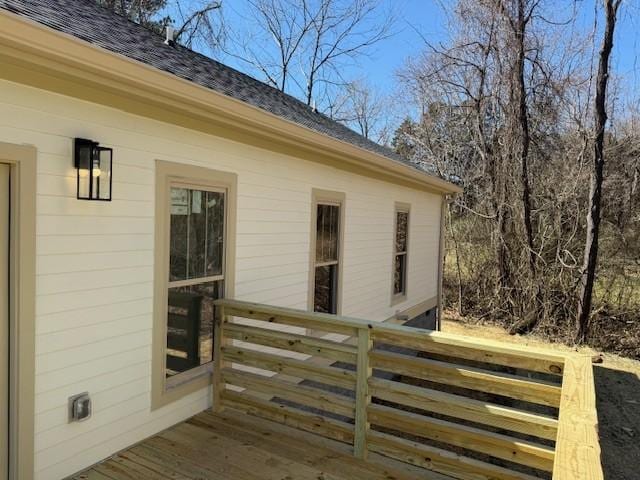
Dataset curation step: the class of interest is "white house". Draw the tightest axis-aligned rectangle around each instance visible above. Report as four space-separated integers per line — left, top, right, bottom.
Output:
0 1 461 479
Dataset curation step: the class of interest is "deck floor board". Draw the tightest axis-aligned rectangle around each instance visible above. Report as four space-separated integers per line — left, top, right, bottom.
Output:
71 408 455 480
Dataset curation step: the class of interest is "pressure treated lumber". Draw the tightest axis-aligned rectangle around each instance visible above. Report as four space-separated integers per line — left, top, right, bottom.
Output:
369 377 558 440
222 305 357 336
552 355 603 480
354 328 373 459
368 404 555 471
368 431 541 480
215 299 566 375
210 299 603 479
370 350 562 407
221 367 355 417
224 322 357 363
221 345 357 389
221 389 355 444
371 328 565 376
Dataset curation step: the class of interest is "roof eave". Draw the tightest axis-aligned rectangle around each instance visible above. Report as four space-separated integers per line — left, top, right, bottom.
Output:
0 9 462 195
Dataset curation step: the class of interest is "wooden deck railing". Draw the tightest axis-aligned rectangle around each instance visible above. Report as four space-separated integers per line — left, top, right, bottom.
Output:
212 299 603 480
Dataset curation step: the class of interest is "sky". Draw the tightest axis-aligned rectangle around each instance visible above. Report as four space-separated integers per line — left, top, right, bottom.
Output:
173 0 640 114
348 0 640 103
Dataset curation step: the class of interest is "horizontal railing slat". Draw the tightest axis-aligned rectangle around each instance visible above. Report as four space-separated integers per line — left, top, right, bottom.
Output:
372 328 564 376
370 350 562 407
224 322 358 364
368 404 555 472
221 389 355 444
223 305 357 336
369 377 558 440
215 299 566 374
221 345 357 390
367 431 542 480
222 368 355 418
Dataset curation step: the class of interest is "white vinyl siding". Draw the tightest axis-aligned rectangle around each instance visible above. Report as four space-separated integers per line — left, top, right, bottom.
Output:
0 78 441 480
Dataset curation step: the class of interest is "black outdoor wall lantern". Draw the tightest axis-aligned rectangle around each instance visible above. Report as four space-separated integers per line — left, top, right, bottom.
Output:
74 138 113 201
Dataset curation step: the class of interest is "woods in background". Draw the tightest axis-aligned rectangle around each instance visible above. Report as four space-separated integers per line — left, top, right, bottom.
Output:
394 0 638 355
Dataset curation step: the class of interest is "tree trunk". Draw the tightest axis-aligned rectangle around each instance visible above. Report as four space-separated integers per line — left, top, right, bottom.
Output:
576 0 621 343
447 205 464 315
513 0 536 275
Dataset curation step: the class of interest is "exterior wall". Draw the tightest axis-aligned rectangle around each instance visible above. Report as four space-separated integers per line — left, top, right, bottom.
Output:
0 79 441 480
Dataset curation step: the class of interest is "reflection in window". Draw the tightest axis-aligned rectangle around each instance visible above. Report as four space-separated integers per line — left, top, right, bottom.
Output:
313 203 340 314
170 188 225 281
166 186 225 378
166 282 222 377
394 210 409 296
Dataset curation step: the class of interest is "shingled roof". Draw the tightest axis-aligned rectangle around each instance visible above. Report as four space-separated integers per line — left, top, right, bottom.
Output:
0 0 415 168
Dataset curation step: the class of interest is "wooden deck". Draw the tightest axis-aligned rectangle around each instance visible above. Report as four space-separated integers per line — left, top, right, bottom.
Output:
72 299 602 480
71 408 454 480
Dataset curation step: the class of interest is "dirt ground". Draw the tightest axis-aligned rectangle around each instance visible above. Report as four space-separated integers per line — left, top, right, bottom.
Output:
442 316 640 480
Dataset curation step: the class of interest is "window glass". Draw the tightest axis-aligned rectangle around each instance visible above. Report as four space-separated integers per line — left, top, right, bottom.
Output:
313 201 341 314
316 204 339 263
393 209 409 297
167 186 225 379
396 211 408 253
314 264 337 314
166 281 222 377
394 254 406 295
170 188 224 281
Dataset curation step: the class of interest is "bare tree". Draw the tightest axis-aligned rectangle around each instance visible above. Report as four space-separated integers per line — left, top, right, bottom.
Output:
173 0 224 51
96 0 224 51
96 0 170 31
329 81 392 143
576 0 622 343
226 0 395 109
225 0 314 91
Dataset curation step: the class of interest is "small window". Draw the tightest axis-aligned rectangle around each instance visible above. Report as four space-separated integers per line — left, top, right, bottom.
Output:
393 206 409 300
310 191 344 314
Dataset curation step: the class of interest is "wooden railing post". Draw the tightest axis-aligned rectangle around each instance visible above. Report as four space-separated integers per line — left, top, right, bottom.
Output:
212 304 225 412
354 326 372 459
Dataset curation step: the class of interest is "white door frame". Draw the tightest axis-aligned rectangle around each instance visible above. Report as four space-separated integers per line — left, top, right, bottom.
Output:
0 142 36 480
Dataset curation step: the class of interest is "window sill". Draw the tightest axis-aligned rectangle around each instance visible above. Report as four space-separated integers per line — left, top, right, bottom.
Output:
151 367 212 411
390 293 407 307
166 364 213 390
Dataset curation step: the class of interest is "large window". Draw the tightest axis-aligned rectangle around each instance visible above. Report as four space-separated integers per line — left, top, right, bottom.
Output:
310 190 344 315
392 205 410 301
153 161 236 410
166 186 225 378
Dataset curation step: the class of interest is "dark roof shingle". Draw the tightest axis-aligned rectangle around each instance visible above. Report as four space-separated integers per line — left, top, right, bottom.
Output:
0 0 412 167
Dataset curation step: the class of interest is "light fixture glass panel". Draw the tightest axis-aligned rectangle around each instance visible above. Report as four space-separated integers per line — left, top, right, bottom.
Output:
95 148 112 201
76 141 92 200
